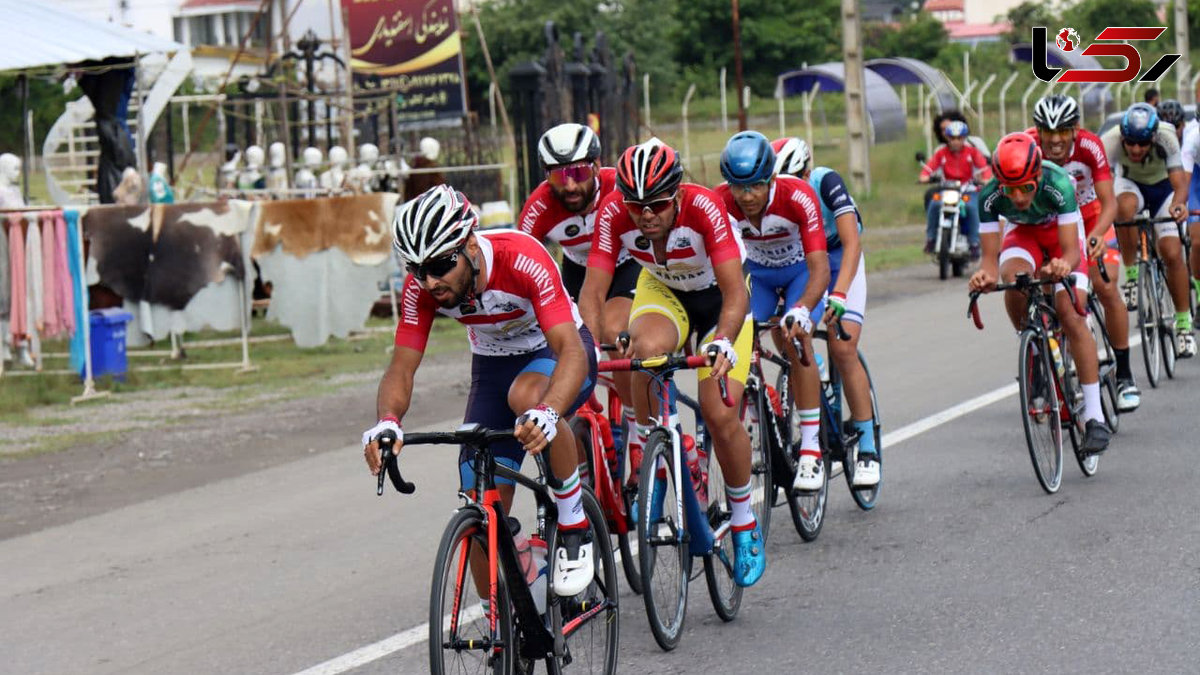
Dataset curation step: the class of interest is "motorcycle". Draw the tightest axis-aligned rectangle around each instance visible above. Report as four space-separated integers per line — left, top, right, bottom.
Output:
917 152 972 280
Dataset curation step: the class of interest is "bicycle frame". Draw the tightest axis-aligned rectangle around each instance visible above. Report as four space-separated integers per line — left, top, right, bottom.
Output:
378 426 613 661
573 383 629 536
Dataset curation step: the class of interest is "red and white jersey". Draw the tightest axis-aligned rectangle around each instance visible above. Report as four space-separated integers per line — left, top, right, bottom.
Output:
517 167 630 267
394 230 583 357
1026 126 1112 219
588 183 745 292
713 176 827 267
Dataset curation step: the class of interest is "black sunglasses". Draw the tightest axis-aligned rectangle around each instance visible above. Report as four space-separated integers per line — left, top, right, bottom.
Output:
407 250 461 281
1123 138 1152 148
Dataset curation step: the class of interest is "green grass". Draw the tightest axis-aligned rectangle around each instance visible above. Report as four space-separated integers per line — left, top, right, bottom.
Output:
0 315 467 422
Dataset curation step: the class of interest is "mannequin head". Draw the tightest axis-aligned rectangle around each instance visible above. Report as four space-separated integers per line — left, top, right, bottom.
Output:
419 137 440 162
302 146 323 168
359 143 379 164
152 161 168 177
268 142 285 169
0 153 21 185
328 145 348 168
245 145 265 169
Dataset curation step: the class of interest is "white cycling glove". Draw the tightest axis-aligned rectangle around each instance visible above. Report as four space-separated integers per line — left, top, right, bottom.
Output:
362 418 402 447
701 336 738 368
783 305 813 334
520 404 560 443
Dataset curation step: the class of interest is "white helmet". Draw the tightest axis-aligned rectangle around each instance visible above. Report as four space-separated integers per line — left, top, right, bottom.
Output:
772 137 811 177
393 185 477 264
1032 94 1081 131
538 123 600 168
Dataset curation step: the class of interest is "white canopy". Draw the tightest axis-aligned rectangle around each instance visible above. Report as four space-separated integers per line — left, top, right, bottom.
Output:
0 0 183 72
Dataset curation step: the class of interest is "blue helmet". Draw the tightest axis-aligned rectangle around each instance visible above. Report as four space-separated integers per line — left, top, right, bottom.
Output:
720 131 776 185
944 120 969 138
1120 103 1159 143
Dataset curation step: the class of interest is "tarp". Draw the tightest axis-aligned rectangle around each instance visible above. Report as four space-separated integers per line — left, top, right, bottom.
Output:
775 62 907 143
866 57 958 113
0 0 183 72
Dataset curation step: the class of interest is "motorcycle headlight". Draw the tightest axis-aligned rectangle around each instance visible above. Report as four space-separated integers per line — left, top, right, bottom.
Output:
942 190 960 205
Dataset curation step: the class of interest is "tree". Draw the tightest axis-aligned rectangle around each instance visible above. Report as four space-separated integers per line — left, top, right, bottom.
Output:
864 13 949 62
1060 0 1159 48
461 0 678 113
673 0 841 98
1004 1 1059 44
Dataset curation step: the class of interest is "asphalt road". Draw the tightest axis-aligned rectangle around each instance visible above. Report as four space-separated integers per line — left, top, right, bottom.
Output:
3 264 1198 674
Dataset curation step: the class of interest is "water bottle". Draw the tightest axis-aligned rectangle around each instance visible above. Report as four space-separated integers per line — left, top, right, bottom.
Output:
815 352 830 384
1048 337 1065 378
528 536 548 616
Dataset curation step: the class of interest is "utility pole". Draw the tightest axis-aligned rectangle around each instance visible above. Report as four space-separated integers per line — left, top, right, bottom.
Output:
732 0 747 131
1175 0 1192 105
841 0 870 193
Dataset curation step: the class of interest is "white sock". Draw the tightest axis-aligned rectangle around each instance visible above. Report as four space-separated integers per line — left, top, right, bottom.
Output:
553 470 586 529
726 480 755 529
1082 381 1103 424
799 408 821 458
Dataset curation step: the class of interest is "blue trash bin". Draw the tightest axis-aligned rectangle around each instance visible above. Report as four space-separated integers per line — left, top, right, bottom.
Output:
83 308 133 380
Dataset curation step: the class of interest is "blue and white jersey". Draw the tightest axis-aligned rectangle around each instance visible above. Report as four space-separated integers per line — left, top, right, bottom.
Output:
807 166 863 249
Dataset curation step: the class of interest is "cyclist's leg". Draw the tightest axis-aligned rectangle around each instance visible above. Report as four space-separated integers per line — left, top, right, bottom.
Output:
507 331 601 596
998 226 1040 330
826 250 876 456
601 259 640 433
1147 186 1192 320
1190 182 1200 295
1089 222 1140 404
1114 178 1143 272
627 271 687 463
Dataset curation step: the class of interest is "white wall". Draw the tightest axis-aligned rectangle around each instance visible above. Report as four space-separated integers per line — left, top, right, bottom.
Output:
49 0 179 39
964 0 1028 26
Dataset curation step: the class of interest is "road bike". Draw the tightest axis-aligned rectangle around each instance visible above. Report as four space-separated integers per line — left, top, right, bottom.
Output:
968 273 1116 493
373 426 619 674
1115 213 1182 386
601 350 745 651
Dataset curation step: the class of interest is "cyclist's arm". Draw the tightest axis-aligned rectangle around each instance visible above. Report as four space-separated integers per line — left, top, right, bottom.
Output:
832 212 861 296
1169 166 1188 206
800 250 830 311
1056 219 1083 272
579 266 613 342
1091 178 1117 240
918 149 943 182
713 257 749 341
376 345 423 421
539 321 588 415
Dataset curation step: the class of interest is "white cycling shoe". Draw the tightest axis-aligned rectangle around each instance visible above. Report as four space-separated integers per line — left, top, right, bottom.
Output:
552 526 595 597
852 456 881 487
1176 330 1197 358
792 453 824 492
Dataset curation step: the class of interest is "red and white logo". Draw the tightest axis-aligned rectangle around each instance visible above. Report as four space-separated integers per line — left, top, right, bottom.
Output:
1056 27 1080 52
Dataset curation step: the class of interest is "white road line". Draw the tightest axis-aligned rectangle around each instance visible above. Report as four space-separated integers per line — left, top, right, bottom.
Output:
294 348 1143 675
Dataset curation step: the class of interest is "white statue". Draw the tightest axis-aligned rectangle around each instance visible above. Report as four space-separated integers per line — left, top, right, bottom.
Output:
294 146 322 199
347 143 379 193
320 145 348 193
0 153 24 208
267 142 288 196
237 145 266 193
218 147 241 191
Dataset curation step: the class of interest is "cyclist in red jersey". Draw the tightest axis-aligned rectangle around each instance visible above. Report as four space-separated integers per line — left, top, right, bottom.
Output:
518 123 640 441
363 185 599 597
1028 94 1140 411
579 138 766 587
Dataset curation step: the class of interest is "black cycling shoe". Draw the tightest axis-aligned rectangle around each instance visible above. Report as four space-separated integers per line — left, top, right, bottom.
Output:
1080 419 1111 456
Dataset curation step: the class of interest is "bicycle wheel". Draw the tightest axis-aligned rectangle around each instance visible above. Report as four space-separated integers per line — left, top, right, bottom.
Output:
739 379 772 544
549 487 619 675
701 429 743 622
778 367 827 541
638 428 689 651
846 350 883 511
1086 307 1119 435
430 508 513 675
1156 264 1177 379
1017 330 1064 494
1137 261 1161 387
570 417 642 596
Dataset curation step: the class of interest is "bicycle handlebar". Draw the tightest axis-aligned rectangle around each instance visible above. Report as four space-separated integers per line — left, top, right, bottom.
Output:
375 426 517 496
598 351 734 407
967 273 1081 330
1113 215 1180 227
1088 236 1111 284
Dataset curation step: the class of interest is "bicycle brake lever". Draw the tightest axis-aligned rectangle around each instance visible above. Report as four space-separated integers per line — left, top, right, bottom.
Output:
1091 237 1110 284
376 432 415 495
782 316 812 367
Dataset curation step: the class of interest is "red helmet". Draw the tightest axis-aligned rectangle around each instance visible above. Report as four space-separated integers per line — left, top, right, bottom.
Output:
616 138 683 201
991 133 1042 186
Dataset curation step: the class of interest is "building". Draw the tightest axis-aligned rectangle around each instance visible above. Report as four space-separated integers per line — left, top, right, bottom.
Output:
923 0 1016 45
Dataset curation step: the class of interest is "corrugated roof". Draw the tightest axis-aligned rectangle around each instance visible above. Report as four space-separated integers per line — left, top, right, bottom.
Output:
922 0 964 11
0 0 184 73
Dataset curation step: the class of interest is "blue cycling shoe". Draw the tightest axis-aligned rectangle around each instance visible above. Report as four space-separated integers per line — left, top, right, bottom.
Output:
731 521 766 587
